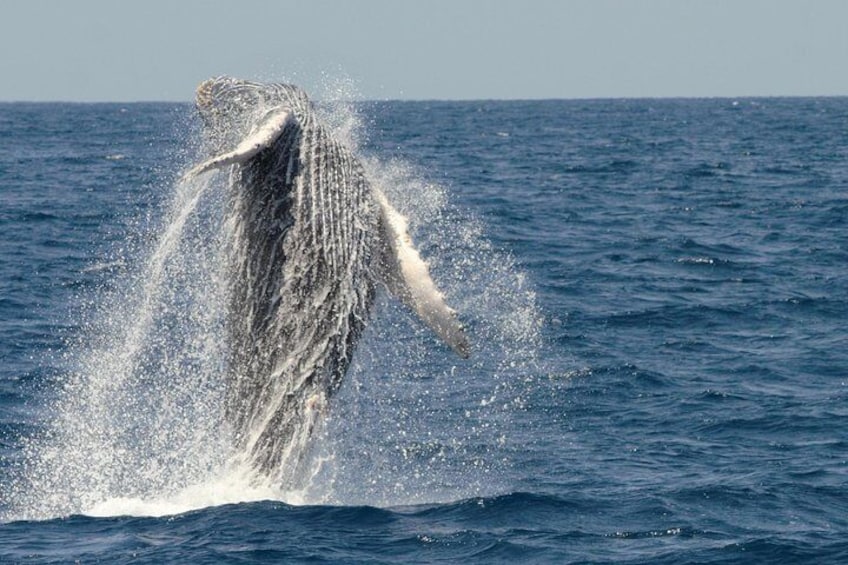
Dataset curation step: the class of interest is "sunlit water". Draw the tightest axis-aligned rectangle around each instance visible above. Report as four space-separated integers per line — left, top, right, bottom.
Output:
1 96 846 563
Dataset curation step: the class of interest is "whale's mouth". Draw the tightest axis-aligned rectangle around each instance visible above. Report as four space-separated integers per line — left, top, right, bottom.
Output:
196 77 259 108
196 77 253 122
194 77 272 152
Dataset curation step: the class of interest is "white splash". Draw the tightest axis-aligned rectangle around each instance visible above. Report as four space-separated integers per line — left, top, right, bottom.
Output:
83 475 280 519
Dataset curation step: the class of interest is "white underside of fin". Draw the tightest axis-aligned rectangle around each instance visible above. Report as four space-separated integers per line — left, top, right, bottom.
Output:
375 189 470 358
183 108 293 180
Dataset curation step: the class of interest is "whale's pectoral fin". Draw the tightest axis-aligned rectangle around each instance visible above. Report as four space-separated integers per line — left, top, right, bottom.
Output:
376 189 470 358
182 108 294 180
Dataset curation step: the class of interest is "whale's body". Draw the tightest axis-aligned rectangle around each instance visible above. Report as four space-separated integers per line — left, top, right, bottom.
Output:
186 77 468 482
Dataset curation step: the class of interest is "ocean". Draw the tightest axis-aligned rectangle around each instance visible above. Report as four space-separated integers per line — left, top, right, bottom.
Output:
0 95 846 563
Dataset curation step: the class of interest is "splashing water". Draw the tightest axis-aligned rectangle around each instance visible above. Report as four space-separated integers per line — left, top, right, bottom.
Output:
5 83 542 520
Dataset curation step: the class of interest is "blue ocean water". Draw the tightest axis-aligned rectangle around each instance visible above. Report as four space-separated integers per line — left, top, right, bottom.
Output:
0 96 847 563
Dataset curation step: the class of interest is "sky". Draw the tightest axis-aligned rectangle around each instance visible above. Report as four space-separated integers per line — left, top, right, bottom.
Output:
1 0 847 102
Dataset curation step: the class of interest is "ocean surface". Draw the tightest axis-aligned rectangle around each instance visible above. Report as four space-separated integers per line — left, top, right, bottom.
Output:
0 95 847 563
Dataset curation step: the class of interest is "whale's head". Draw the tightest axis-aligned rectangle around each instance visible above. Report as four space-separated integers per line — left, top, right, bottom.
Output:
195 76 310 151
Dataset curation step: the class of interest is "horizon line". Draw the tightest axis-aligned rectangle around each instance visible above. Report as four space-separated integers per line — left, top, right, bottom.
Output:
1 93 848 105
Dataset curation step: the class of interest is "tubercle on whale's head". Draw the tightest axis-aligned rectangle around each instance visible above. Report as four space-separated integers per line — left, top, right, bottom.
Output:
196 77 258 118
195 76 311 151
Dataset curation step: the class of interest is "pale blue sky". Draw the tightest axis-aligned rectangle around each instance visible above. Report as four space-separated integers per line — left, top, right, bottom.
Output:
2 0 847 101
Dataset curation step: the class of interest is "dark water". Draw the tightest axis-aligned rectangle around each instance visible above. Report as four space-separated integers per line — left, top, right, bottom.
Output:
1 97 847 563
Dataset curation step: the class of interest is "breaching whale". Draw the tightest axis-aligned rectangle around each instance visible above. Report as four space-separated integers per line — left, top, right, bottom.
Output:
184 77 469 483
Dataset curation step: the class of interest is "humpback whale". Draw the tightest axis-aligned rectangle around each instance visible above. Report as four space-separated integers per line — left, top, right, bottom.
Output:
184 77 469 483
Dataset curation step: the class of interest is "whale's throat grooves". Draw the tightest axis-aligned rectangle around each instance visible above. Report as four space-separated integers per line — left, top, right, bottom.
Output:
223 100 380 483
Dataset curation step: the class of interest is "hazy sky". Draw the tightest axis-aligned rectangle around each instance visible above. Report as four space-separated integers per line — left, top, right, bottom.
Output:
2 0 847 101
